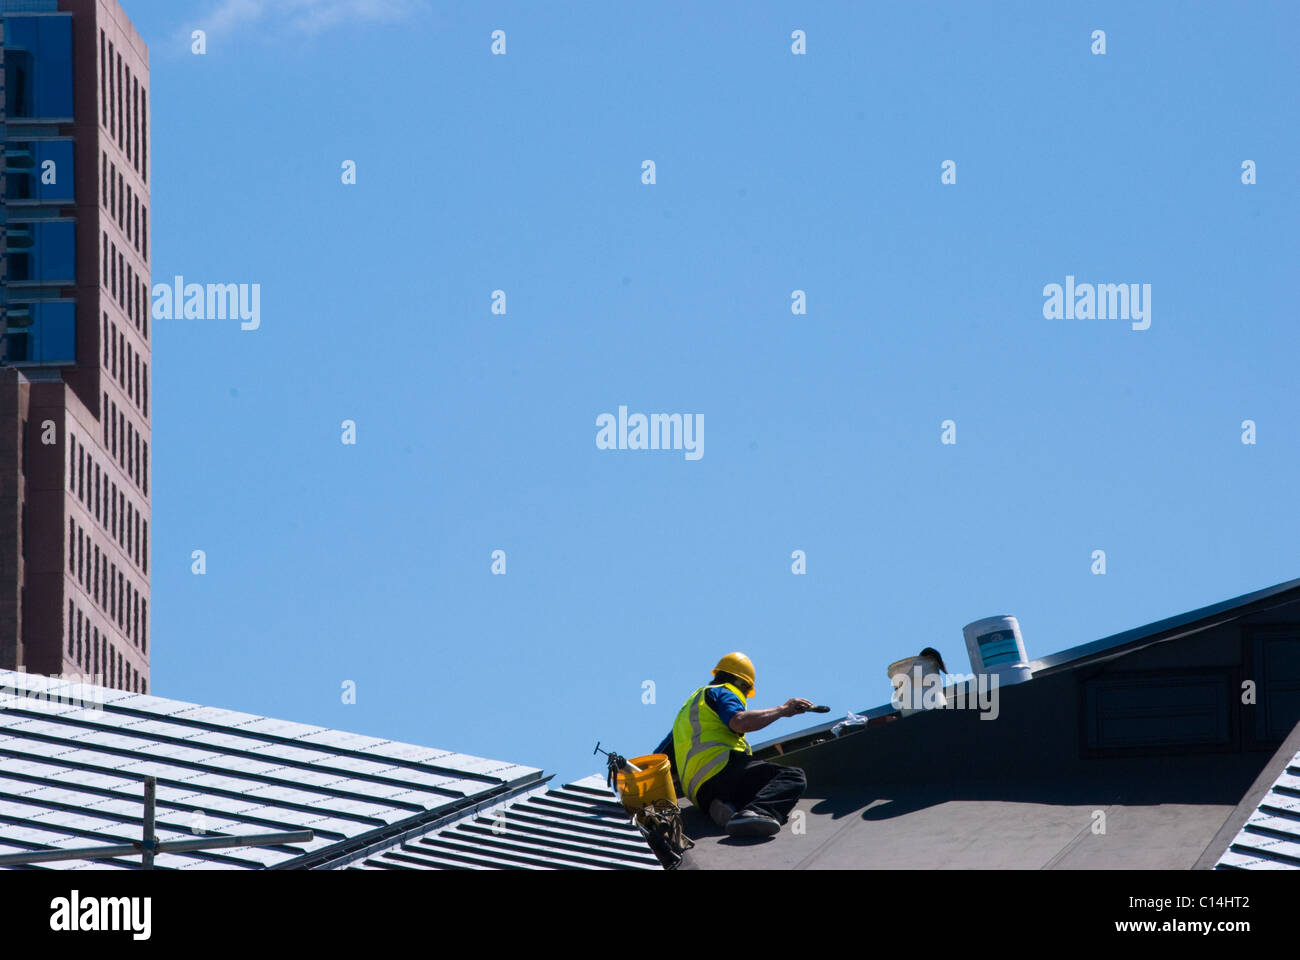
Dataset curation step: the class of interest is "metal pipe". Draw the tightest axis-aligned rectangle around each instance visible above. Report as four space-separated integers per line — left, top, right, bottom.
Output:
0 843 145 866
142 776 156 869
0 830 314 868
153 831 314 855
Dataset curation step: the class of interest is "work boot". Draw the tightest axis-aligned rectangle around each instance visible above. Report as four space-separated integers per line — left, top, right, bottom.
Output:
725 809 781 838
707 799 736 828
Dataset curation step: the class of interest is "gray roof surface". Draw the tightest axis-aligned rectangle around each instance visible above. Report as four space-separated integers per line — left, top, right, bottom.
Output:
0 670 544 869
342 774 661 870
679 792 1236 870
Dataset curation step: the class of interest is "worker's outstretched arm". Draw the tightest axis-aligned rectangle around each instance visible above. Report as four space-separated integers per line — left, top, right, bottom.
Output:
729 698 814 734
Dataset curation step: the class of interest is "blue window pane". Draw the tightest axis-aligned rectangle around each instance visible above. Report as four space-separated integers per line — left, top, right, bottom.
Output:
4 140 75 201
5 220 75 283
39 221 76 281
3 16 74 119
5 302 76 365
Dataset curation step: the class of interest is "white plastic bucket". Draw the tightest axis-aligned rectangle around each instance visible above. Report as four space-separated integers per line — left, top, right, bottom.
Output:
962 615 1032 686
888 654 947 716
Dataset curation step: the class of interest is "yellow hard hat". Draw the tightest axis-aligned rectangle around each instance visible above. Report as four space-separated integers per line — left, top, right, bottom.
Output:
713 652 756 696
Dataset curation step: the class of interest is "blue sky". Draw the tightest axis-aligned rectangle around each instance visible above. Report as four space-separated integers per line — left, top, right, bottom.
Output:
132 0 1300 784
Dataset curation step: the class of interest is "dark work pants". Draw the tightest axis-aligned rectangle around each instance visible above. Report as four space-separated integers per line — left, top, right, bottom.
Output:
695 751 807 824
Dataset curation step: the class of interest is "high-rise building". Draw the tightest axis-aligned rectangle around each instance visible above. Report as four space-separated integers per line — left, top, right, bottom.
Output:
0 0 150 692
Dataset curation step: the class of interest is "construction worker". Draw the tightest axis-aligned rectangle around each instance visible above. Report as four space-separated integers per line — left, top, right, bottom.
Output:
654 653 811 838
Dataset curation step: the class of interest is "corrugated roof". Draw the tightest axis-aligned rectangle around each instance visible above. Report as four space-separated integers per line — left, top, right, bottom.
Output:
339 774 662 871
1212 733 1300 870
0 670 545 870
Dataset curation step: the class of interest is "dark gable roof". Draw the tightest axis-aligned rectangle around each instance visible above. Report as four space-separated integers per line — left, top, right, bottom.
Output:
1028 576 1300 676
751 576 1300 758
685 577 1300 870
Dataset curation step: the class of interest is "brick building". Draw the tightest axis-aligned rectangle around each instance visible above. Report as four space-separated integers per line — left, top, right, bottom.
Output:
0 0 150 692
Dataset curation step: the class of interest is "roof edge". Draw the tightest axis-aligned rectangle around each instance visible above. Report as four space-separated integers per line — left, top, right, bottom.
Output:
1028 576 1300 674
755 576 1300 756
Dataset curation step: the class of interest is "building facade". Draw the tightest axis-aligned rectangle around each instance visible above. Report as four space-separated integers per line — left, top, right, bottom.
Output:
0 0 149 692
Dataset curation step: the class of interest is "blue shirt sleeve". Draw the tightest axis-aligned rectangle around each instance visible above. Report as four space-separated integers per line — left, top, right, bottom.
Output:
705 686 745 728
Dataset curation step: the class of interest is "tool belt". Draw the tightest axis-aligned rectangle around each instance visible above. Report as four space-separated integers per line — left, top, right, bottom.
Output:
634 799 694 870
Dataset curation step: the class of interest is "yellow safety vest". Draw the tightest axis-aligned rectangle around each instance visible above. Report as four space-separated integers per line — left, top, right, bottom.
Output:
672 682 751 805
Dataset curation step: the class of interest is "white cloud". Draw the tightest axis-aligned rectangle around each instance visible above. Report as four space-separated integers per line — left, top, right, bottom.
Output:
201 0 425 37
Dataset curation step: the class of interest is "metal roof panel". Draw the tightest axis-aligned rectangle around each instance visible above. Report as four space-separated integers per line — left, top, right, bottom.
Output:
323 778 660 871
0 669 611 870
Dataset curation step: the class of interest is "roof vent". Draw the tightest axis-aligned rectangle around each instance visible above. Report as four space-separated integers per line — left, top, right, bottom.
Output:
962 615 1033 686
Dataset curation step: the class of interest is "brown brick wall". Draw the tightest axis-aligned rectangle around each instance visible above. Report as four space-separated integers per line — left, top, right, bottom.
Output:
0 370 30 668
2 0 151 692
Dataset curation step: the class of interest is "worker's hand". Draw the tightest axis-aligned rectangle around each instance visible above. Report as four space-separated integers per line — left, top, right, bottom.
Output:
782 698 815 717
